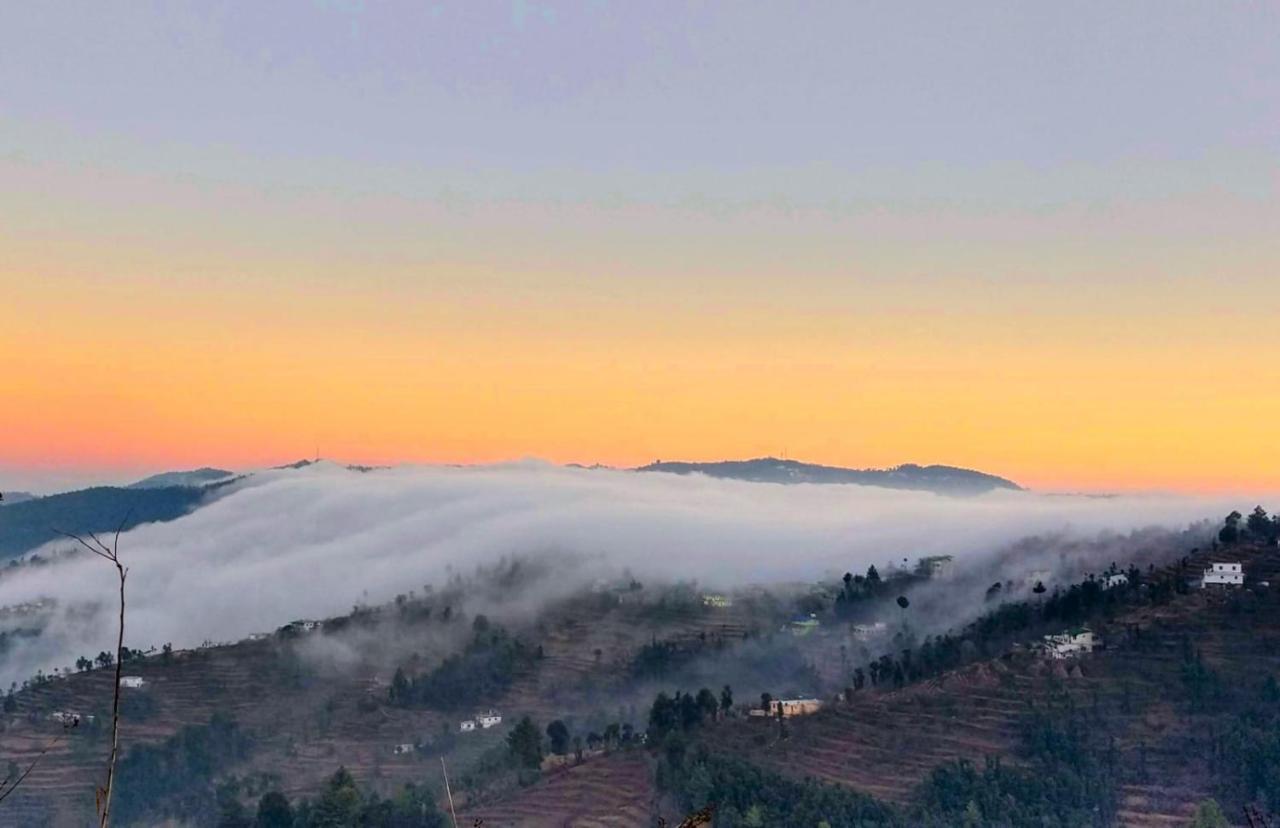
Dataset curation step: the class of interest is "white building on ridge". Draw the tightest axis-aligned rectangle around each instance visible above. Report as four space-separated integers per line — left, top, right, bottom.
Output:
1042 628 1099 659
1201 562 1243 587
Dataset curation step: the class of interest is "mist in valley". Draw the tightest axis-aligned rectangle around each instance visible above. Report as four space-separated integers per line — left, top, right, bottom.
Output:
0 461 1258 686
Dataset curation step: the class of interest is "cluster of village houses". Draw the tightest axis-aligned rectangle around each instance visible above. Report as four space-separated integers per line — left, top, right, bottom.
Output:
1038 560 1251 659
48 675 146 726
389 710 504 756
36 557 1265 749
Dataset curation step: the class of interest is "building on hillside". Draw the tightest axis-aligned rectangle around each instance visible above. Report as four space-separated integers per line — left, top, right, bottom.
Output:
1200 562 1244 588
1104 573 1129 589
477 710 503 728
1041 627 1099 659
768 698 824 718
49 711 93 725
786 613 821 636
702 593 732 608
459 719 477 732
850 621 887 642
392 743 415 755
119 676 145 689
281 619 320 635
918 555 955 580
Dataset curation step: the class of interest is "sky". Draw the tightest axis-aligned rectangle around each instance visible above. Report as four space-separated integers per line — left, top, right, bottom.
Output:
2 2 1278 494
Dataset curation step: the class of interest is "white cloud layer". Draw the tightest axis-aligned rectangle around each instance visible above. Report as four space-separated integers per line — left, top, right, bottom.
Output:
0 461 1253 684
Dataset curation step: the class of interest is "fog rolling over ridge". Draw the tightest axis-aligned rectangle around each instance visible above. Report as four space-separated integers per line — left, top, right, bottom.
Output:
0 461 1252 683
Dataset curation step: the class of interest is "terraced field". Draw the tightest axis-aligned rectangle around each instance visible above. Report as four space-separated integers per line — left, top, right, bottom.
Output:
0 591 767 824
459 750 655 827
4 543 1278 826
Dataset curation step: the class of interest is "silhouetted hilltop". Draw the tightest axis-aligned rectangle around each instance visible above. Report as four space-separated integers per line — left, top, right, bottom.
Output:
0 479 237 558
636 457 1021 494
128 467 234 489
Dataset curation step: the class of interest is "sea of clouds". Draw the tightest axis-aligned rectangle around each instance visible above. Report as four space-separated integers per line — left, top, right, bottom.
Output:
0 461 1255 684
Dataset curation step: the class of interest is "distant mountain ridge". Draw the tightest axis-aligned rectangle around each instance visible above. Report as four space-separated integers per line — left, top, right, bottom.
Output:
636 457 1021 494
0 478 239 559
128 467 234 489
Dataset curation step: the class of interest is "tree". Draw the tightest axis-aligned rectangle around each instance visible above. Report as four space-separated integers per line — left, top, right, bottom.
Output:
866 565 881 585
1033 581 1047 595
1247 506 1278 544
507 716 543 769
760 692 773 713
649 693 678 739
55 519 131 828
896 595 910 610
389 667 410 704
310 767 362 826
255 791 294 828
1189 799 1228 828
546 719 570 755
719 685 733 716
1220 510 1242 544
695 687 719 721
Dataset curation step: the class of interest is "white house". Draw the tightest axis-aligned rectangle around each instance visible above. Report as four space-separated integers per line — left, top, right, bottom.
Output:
1202 562 1244 587
767 698 824 718
919 555 955 580
459 719 477 733
119 676 145 689
1104 573 1129 589
1042 628 1099 659
701 593 732 608
476 710 502 729
392 743 415 755
851 622 887 642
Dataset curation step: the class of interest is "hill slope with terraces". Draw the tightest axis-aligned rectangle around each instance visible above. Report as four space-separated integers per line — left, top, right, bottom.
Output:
459 541 1280 827
4 532 1280 826
0 584 772 826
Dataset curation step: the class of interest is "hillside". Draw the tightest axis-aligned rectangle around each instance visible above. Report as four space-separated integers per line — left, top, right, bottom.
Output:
4 527 1280 826
454 541 1280 826
636 458 1021 494
0 480 237 559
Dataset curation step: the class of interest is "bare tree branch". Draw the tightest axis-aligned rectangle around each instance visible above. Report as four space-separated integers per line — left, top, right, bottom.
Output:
48 521 130 827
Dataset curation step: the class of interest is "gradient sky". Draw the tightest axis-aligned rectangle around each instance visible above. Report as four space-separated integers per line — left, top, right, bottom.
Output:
2 2 1278 494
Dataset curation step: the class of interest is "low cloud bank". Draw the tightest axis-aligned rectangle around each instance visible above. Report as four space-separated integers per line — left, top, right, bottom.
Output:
0 461 1252 683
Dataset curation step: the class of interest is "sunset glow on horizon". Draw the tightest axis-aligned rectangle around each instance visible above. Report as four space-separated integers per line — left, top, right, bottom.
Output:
3 3 1278 495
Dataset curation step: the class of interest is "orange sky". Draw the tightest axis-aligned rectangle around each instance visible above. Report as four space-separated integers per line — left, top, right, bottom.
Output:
4 184 1279 494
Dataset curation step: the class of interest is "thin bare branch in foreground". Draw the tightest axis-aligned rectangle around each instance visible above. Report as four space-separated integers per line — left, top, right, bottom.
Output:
54 510 131 828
